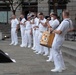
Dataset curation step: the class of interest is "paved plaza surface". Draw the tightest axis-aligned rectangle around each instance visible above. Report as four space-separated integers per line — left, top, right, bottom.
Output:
0 39 76 75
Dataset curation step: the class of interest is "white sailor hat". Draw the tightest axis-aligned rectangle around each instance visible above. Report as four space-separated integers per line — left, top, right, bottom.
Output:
27 14 31 18
50 12 54 15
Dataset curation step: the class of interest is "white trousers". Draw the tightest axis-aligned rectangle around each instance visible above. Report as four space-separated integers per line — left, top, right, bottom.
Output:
25 30 32 46
37 32 48 54
32 29 36 48
52 38 65 69
34 29 39 51
48 48 53 60
20 28 26 46
11 28 18 44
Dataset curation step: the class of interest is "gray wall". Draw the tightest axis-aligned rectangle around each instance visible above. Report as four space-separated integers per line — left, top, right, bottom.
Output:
38 0 49 16
67 0 76 28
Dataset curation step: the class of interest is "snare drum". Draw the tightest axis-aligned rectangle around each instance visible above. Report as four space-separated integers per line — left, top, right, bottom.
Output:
40 31 55 48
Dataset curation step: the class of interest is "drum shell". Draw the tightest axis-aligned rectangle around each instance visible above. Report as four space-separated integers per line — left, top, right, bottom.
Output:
40 31 55 48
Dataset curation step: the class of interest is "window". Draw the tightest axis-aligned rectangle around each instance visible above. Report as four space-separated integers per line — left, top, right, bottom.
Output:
0 11 7 23
0 0 10 23
0 11 11 23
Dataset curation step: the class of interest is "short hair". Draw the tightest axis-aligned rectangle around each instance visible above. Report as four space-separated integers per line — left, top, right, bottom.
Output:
63 10 69 16
52 13 58 18
39 12 44 15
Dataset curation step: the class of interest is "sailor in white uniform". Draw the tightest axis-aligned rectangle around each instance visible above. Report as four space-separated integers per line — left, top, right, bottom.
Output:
46 13 60 62
49 12 54 25
10 15 19 46
36 13 48 56
30 13 39 50
19 14 26 47
30 14 36 50
33 13 40 53
24 14 32 48
51 10 73 72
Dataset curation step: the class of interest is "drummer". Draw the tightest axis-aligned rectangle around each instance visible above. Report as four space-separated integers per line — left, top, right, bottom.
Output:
46 13 60 62
50 10 73 72
36 12 49 56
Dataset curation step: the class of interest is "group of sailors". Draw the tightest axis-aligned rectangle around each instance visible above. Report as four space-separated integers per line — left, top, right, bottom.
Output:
10 10 73 72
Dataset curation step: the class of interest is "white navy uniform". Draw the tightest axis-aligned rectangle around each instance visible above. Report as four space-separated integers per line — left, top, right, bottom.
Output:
51 18 73 71
37 18 48 55
10 18 19 45
32 17 39 50
30 19 35 50
33 17 39 51
31 19 36 49
24 20 32 48
47 19 60 61
31 17 39 50
51 19 60 29
49 19 54 26
20 18 26 47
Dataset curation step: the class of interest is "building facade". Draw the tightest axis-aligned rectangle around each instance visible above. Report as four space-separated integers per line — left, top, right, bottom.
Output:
0 0 10 23
0 0 76 23
67 0 76 27
0 0 76 32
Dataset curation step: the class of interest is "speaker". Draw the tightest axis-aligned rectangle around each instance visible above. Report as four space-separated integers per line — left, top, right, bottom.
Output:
0 49 15 63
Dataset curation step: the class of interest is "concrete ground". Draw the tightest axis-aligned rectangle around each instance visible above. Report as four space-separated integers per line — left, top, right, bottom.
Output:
0 39 76 75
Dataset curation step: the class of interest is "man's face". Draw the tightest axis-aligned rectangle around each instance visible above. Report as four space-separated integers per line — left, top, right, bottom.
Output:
34 13 36 18
27 16 31 20
52 15 55 18
37 13 40 18
39 15 43 20
50 14 53 18
50 15 55 20
20 15 23 18
12 15 15 19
